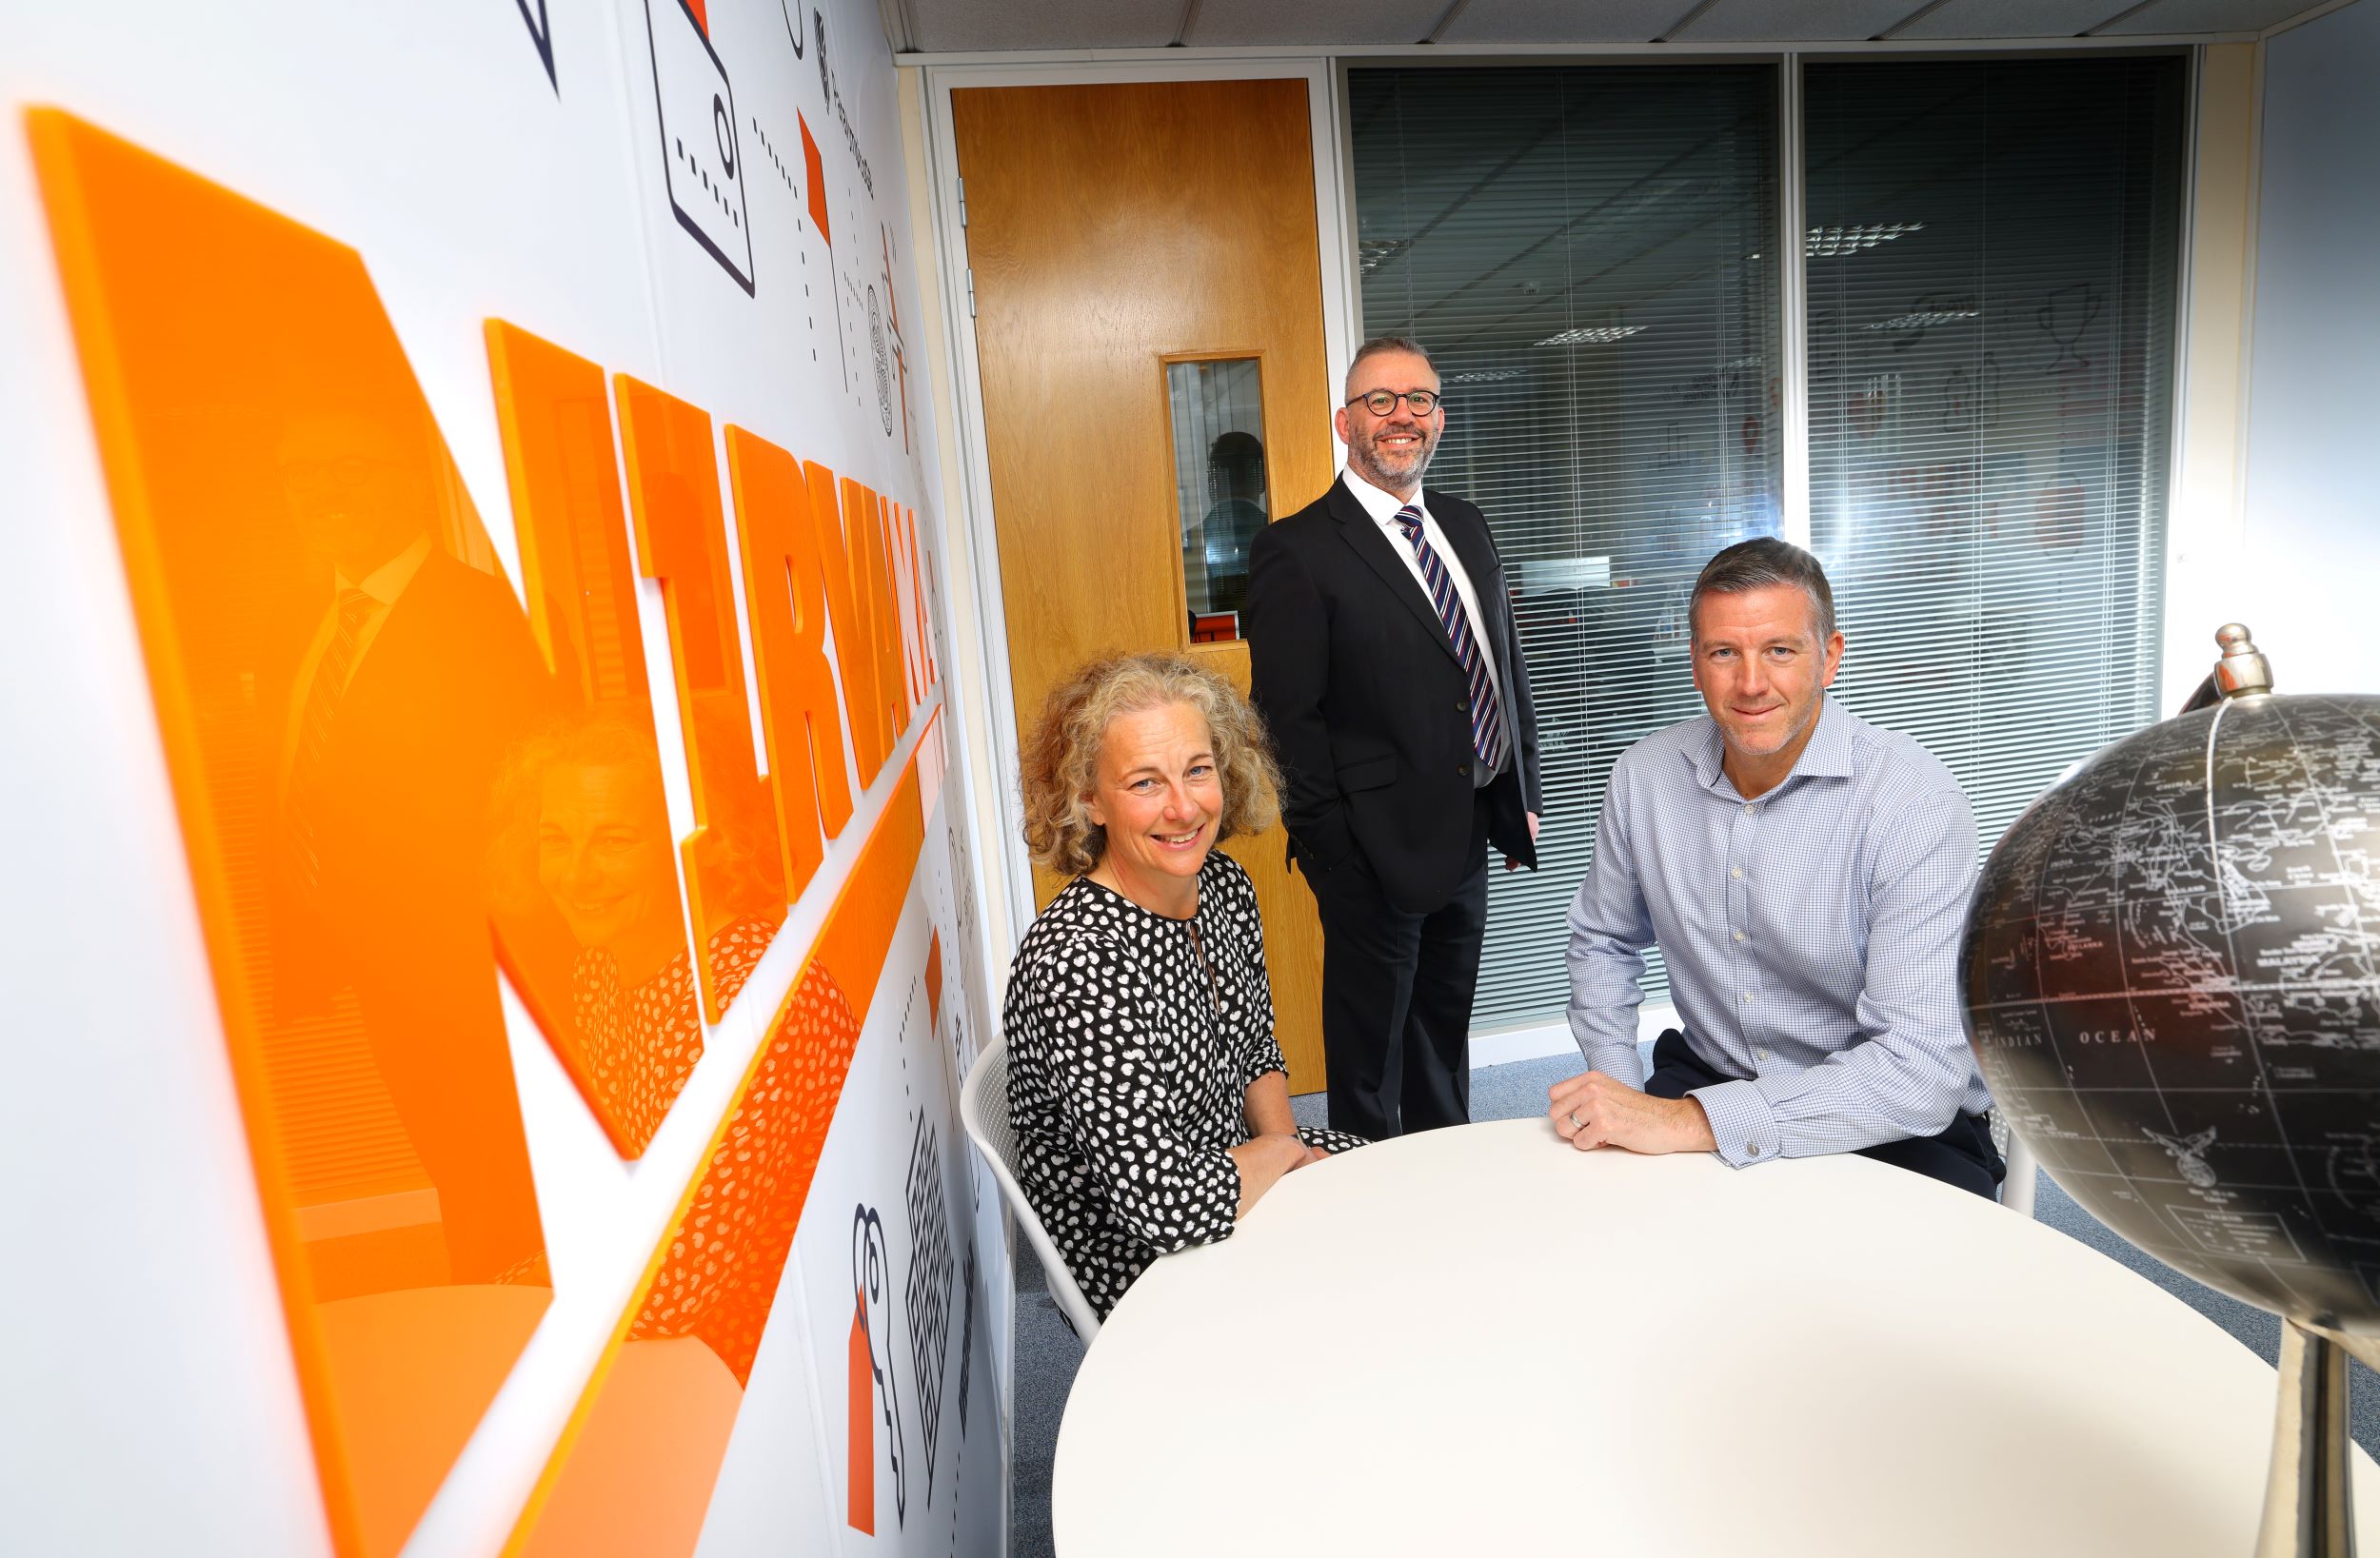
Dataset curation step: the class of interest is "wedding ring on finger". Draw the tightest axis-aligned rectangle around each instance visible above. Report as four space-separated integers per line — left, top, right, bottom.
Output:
1568 1110 1584 1131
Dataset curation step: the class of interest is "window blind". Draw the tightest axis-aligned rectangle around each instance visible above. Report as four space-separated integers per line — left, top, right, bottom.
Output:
1349 65 1783 1027
1804 57 2186 876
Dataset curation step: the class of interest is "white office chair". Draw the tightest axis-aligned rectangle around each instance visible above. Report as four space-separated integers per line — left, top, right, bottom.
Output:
1991 1110 2040 1218
960 1036 1101 1342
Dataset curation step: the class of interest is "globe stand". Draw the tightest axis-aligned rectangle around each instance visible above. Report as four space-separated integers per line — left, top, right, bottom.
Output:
2259 1319 2355 1556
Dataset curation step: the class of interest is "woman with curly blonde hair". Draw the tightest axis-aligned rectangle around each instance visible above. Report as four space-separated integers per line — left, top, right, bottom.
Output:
1002 652 1364 1321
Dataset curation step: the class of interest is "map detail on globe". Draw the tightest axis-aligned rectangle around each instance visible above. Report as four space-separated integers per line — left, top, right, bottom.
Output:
1963 693 2380 1328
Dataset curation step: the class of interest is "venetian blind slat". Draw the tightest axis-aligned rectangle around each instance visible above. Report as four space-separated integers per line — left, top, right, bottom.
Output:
1804 56 2186 881
1350 64 1783 1028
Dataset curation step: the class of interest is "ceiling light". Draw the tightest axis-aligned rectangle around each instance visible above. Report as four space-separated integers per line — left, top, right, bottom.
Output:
1864 306 1979 330
1359 237 1411 273
1806 223 1924 258
1534 325 1643 347
1445 368 1526 384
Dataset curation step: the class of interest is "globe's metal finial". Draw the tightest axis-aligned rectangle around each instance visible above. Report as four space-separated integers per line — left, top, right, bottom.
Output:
2214 621 2275 699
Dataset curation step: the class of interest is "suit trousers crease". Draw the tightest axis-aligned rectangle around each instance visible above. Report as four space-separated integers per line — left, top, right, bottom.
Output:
1304 790 1493 1140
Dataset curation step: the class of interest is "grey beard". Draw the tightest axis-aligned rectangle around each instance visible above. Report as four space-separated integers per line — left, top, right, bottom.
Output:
1348 436 1433 493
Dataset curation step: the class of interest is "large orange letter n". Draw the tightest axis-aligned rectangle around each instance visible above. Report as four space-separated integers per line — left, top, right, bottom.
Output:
32 110 606 1558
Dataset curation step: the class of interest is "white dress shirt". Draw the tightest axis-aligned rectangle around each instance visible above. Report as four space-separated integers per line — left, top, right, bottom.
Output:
1564 695 1993 1165
279 532 434 779
1339 466 1511 784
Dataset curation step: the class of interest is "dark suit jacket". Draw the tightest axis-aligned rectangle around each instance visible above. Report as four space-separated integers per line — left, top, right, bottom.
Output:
268 548 563 1277
1243 475 1542 914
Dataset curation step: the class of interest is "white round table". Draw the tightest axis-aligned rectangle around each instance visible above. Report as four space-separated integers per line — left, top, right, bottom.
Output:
1053 1117 2380 1556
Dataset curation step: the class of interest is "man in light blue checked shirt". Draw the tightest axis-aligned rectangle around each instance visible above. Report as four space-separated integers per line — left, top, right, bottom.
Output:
1548 539 2002 1198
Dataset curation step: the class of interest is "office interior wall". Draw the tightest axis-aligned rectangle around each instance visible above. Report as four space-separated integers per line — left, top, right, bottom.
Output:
2220 0 2380 700
2164 42 2261 713
914 45 2257 1075
0 2 1009 1554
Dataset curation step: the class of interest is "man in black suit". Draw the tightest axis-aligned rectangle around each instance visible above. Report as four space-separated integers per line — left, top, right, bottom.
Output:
1244 337 1542 1138
270 406 561 1284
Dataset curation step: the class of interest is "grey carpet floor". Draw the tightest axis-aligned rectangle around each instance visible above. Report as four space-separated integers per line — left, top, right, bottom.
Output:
1005 1051 2373 1558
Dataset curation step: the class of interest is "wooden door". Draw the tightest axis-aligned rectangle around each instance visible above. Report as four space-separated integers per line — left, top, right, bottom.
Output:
953 77 1333 1090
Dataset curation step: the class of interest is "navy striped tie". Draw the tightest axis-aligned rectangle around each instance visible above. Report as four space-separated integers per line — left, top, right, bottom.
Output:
1394 504 1507 775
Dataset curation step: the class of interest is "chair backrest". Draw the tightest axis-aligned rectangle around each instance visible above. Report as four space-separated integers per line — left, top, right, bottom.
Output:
960 1036 1101 1342
2001 1126 2040 1219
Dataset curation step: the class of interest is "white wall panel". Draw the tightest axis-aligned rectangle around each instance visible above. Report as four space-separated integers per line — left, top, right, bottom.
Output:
2233 0 2380 696
0 0 1010 1552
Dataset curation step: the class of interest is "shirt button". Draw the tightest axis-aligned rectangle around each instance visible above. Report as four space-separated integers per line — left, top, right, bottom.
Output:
1740 992 1753 1003
1746 1143 1762 1157
1743 802 1756 816
1730 866 1743 879
1733 930 1746 942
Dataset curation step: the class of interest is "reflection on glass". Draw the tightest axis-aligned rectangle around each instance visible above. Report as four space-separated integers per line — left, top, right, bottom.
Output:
515 768 924 1558
486 322 704 1158
1347 64 1781 1023
617 380 790 1023
30 112 686 1558
1803 56 2184 855
488 711 755 1149
1166 357 1268 643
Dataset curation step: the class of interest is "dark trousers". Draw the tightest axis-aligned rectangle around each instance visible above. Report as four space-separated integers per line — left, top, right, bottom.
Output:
1302 792 1491 1140
1644 1029 2005 1200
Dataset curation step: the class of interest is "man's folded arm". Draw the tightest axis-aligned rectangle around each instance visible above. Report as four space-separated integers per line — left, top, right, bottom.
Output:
1563 771 1651 1087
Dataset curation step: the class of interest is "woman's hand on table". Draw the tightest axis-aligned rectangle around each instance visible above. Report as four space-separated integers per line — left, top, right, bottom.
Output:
1548 1071 1716 1155
1229 1133 1314 1217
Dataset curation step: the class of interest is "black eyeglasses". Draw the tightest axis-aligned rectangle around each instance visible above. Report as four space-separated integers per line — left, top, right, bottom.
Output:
1345 388 1443 417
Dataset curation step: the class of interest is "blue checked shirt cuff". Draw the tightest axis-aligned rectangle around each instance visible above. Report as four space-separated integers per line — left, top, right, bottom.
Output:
1689 1078 1782 1168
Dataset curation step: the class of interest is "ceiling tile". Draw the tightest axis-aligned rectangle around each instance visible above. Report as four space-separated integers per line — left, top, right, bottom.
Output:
1187 0 1446 45
1891 0 2135 39
910 0 1182 51
1437 0 1691 42
2095 0 2316 33
1673 0 1928 39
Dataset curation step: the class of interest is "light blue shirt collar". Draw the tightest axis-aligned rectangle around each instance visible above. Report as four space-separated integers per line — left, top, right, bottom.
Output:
1684 692 1859 797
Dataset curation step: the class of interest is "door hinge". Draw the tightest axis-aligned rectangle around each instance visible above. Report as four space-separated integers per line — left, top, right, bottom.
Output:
965 267 977 318
957 175 968 229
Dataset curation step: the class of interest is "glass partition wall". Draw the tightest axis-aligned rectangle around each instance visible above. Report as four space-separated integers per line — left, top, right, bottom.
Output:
1347 54 2185 1028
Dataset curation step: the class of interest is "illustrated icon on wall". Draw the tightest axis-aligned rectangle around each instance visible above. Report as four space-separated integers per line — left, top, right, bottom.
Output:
851 1203 907 1532
881 226 912 451
643 0 754 295
868 284 892 438
906 1112 956 1495
512 0 556 89
957 1242 978 1435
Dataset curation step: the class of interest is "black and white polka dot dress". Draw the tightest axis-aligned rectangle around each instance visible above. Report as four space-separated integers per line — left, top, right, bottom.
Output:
1003 852 1364 1319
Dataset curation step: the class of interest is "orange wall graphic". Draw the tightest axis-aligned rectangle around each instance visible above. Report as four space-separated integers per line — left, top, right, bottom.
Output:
29 89 960 1557
617 373 791 1025
486 322 703 1157
725 424 855 905
513 763 923 1556
31 108 581 1558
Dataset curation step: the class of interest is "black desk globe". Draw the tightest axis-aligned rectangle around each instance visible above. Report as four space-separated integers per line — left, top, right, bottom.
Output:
1962 626 2380 1555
